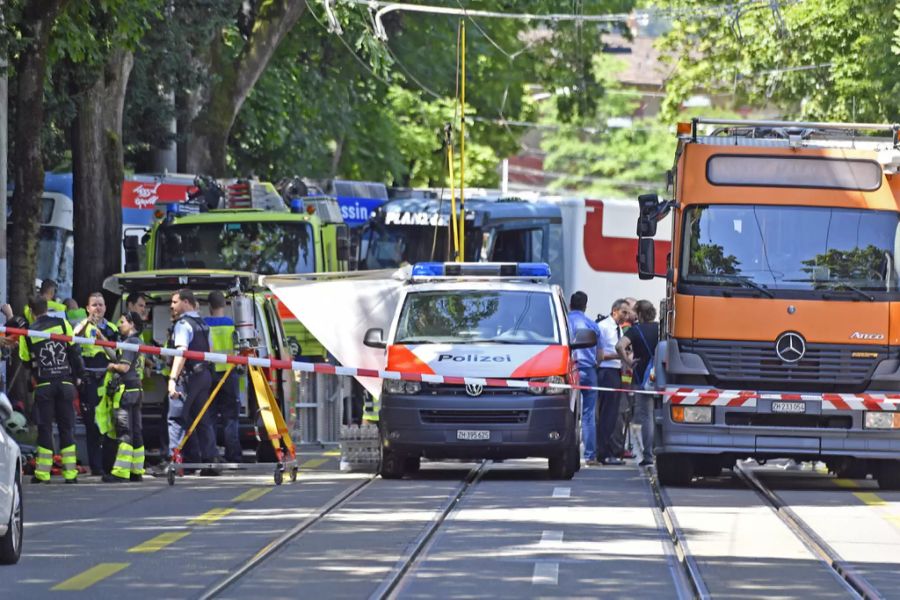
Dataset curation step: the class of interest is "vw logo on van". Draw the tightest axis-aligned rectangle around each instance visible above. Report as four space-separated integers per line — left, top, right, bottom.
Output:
775 332 806 363
465 384 484 397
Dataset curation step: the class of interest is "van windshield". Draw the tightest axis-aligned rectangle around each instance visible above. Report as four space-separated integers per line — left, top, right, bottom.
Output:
156 221 316 274
395 290 558 344
682 205 900 294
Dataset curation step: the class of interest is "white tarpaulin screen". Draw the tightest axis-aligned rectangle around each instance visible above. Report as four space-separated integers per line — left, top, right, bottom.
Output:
707 155 882 191
263 270 407 396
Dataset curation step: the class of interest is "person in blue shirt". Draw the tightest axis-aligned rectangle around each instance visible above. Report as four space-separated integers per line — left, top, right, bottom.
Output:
567 291 602 465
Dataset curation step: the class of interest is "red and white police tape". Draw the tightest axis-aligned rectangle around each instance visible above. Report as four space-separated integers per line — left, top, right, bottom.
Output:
4 325 899 411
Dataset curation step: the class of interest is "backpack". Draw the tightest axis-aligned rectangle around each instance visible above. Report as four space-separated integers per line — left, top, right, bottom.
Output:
633 324 656 390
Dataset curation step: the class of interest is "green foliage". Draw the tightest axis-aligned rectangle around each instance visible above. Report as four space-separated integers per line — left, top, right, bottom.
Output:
654 0 900 122
802 246 888 284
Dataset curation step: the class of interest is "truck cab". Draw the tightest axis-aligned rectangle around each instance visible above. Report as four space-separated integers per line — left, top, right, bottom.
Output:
103 270 295 459
363 262 597 480
636 118 900 489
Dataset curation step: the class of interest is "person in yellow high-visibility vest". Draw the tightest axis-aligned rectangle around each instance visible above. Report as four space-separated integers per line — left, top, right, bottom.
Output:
103 311 146 482
24 279 66 324
19 295 84 483
204 291 241 463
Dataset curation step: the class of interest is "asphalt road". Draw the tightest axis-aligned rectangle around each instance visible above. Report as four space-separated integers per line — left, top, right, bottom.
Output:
7 453 900 599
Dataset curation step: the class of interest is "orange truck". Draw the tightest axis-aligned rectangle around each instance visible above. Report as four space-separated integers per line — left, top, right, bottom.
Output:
636 118 900 489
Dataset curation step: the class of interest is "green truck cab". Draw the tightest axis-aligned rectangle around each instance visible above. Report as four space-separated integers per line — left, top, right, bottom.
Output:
125 197 351 359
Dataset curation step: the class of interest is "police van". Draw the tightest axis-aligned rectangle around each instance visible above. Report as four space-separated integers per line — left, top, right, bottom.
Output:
363 262 598 479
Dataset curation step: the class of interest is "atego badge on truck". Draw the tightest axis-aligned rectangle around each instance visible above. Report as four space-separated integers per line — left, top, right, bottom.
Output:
637 118 900 489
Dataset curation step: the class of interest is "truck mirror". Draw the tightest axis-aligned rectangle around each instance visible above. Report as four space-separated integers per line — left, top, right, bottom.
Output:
638 237 656 280
123 236 139 272
287 336 302 358
570 329 598 350
336 225 351 262
637 194 660 237
363 328 386 349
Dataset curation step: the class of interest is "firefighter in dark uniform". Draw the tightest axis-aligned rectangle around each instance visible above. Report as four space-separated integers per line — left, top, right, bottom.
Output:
104 311 146 482
166 289 217 473
19 295 84 483
72 292 117 476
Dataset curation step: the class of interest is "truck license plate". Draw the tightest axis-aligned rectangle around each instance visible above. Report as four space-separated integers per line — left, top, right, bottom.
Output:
771 401 806 414
457 430 490 441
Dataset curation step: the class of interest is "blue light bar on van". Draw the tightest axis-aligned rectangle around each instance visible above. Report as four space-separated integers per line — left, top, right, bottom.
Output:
410 262 551 279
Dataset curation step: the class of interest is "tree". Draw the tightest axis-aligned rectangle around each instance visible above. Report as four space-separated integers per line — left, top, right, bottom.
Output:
185 0 307 175
654 0 900 122
5 0 69 312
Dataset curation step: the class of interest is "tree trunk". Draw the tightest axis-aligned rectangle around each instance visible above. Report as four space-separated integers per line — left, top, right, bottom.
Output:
185 0 306 176
72 49 133 308
9 0 68 312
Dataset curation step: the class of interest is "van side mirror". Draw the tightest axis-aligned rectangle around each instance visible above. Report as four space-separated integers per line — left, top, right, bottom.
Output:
336 224 351 262
637 194 661 237
363 328 386 349
638 237 656 280
570 329 598 350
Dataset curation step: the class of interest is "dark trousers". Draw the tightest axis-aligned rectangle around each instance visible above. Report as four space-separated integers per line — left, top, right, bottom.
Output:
116 390 144 448
596 368 622 460
78 374 105 474
168 368 216 462
212 370 242 462
34 379 76 450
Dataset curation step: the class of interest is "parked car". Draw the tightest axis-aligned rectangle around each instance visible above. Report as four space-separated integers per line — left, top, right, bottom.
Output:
0 392 23 564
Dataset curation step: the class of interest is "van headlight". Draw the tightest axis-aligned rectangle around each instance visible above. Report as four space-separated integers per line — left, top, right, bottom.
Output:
383 379 421 395
864 411 900 429
671 405 712 424
528 376 566 394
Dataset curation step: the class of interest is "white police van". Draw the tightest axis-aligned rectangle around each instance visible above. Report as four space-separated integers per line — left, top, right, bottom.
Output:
363 262 598 479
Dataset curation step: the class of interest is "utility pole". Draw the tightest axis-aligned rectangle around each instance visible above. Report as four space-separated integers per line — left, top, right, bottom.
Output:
1 50 8 306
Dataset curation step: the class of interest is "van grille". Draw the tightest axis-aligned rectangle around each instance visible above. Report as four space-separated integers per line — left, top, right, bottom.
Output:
420 410 529 424
680 339 887 392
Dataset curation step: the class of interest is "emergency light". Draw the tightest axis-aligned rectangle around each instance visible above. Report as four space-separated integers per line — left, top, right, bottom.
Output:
411 262 551 279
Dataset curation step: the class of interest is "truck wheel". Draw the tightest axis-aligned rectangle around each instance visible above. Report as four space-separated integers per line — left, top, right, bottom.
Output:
656 454 694 486
830 458 868 480
876 460 900 491
0 474 22 565
380 447 405 480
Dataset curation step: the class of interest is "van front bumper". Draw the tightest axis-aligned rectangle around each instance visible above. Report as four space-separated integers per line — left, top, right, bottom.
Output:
380 393 574 460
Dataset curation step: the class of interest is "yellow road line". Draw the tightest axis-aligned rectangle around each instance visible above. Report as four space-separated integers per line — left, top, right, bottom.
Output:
887 515 900 528
301 458 328 469
232 487 273 503
323 449 341 456
854 492 887 506
127 531 191 553
833 478 859 489
52 563 130 591
188 507 235 525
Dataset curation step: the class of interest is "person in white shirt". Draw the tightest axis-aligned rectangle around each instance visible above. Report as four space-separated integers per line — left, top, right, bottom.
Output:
596 298 631 464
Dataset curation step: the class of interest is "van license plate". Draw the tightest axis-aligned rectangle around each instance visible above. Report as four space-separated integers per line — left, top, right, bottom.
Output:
457 430 490 441
772 401 805 414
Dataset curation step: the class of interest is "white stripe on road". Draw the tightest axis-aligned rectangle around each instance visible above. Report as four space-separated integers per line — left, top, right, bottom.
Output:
539 530 564 547
552 487 571 498
532 561 559 585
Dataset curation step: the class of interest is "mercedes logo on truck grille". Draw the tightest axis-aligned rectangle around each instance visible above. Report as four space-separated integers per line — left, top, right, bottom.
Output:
465 383 484 397
775 332 806 363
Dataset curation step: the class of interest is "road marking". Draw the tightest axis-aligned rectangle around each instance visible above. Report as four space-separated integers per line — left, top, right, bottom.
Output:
232 487 273 503
324 449 341 456
188 507 235 525
532 562 559 585
52 563 130 591
552 487 570 498
887 515 900 528
301 458 328 469
833 478 860 489
538 530 564 547
128 531 191 553
854 492 887 506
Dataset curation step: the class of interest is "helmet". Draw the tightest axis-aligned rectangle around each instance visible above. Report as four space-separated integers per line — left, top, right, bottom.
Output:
5 411 28 435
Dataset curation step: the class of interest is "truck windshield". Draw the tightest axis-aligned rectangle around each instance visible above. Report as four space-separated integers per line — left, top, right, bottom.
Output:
156 221 316 274
360 225 482 269
395 290 559 344
682 205 900 293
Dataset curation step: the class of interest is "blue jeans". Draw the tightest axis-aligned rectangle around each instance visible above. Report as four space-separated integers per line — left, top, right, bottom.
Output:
578 367 598 460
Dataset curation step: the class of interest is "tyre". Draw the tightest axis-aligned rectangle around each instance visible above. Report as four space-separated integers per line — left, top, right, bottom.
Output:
830 458 869 480
548 433 578 480
656 453 694 486
0 474 23 565
403 456 421 475
695 456 723 478
379 447 405 480
876 460 900 491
